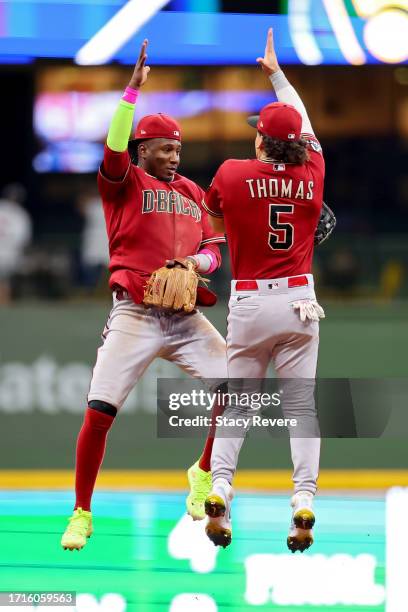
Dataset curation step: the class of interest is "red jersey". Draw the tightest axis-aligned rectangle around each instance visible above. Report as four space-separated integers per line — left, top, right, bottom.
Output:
98 146 225 302
204 135 324 280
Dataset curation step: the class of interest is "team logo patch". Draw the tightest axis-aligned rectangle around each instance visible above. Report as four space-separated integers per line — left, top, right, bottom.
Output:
305 137 322 153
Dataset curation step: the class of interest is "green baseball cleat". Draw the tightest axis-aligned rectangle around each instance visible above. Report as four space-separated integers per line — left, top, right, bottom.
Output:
61 507 93 551
186 460 212 520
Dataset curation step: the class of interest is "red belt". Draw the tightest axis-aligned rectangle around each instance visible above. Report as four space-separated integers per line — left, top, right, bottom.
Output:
288 275 309 288
235 275 308 291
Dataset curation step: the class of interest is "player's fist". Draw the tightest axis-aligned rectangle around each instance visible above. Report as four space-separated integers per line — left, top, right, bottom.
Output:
129 39 150 89
256 28 280 75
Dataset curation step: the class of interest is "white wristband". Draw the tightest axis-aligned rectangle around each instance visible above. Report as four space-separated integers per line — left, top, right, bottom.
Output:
188 254 212 273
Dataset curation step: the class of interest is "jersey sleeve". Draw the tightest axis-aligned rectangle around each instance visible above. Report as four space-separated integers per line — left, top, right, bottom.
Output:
192 183 224 247
303 134 325 179
203 166 224 218
97 145 132 200
200 209 226 248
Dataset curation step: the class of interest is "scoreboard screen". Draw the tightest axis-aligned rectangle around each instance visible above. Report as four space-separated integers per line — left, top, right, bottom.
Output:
0 0 406 65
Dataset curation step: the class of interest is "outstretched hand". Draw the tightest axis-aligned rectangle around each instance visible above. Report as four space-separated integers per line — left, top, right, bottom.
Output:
256 28 280 75
129 39 150 89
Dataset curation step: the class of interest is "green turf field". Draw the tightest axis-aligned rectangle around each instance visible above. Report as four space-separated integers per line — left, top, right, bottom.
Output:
0 491 386 612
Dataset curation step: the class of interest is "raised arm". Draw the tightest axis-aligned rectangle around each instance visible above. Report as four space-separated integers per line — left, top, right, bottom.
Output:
106 39 150 153
257 28 315 136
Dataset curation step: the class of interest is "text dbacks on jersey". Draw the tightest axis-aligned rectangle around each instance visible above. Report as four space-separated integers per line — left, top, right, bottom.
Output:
142 189 202 220
246 178 314 200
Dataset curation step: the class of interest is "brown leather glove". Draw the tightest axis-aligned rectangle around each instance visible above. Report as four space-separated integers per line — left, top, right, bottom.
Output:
143 258 208 313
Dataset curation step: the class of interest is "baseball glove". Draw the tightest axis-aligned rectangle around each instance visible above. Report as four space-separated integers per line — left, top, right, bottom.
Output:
314 201 336 246
143 258 208 313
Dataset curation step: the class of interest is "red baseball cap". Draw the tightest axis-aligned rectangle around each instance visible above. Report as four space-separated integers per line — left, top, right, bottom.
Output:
247 102 302 142
131 113 182 142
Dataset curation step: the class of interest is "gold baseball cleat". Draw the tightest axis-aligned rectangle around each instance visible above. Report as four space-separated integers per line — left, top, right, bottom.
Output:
287 532 314 553
287 493 315 553
204 479 234 548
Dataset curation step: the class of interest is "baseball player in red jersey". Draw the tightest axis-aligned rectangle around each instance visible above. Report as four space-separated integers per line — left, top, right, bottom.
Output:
201 29 325 552
61 40 227 550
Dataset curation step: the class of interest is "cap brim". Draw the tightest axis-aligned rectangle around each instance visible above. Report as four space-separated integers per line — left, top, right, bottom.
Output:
129 135 180 143
128 136 158 143
247 115 259 128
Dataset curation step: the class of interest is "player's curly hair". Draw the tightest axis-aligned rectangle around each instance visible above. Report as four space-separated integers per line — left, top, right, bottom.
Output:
261 134 309 165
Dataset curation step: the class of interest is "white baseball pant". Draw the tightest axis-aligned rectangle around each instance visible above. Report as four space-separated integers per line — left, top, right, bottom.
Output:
88 293 227 409
211 274 320 494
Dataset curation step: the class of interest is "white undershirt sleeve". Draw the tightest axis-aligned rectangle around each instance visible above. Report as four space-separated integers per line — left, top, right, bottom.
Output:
270 70 315 136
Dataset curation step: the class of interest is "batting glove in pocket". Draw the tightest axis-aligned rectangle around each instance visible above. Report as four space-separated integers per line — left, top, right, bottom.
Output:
292 299 325 322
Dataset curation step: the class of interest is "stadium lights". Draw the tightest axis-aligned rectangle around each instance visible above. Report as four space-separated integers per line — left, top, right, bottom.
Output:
75 0 170 65
351 0 406 17
321 0 366 65
288 0 323 65
363 8 408 64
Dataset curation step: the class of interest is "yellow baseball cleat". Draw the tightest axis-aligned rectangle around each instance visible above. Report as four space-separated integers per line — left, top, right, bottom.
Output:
287 491 315 553
61 508 93 551
204 478 234 548
186 460 212 520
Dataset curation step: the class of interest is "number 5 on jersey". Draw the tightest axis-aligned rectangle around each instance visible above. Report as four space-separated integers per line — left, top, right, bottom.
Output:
268 203 294 251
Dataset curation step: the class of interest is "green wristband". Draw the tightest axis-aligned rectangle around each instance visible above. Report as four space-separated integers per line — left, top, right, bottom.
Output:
106 99 135 152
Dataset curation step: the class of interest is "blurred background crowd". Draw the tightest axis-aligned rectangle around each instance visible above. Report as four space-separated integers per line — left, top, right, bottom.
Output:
2 65 408 305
